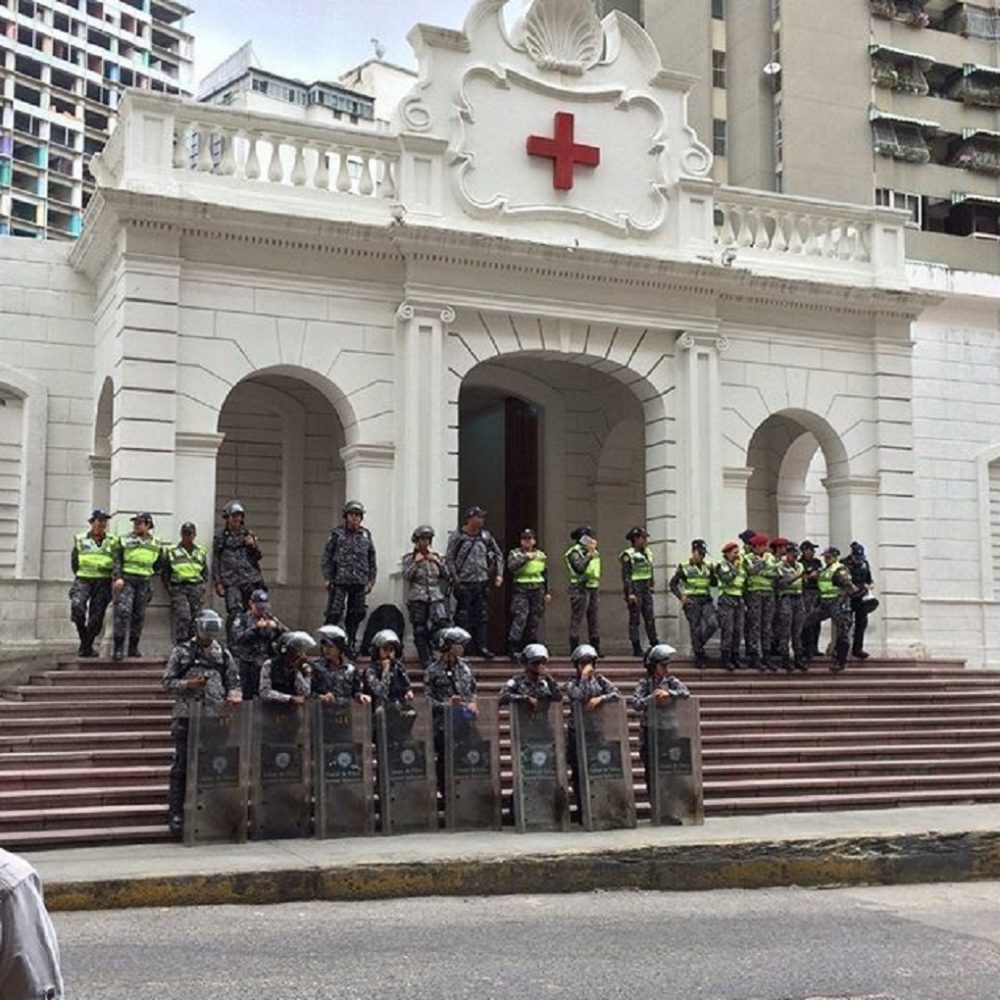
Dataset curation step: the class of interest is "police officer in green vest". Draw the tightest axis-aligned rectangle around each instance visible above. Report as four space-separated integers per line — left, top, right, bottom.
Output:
744 532 778 671
69 508 117 658
774 542 807 672
803 546 857 672
112 512 164 661
620 526 658 658
715 541 746 671
565 526 601 656
506 528 551 660
163 522 208 644
669 539 718 669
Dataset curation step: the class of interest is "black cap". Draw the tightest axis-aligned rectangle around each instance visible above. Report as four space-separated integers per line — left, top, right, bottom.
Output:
571 525 595 542
626 526 648 542
180 521 196 534
823 546 840 558
800 539 817 551
88 508 110 522
738 528 755 544
521 528 537 540
250 588 270 604
464 505 487 519
131 512 154 526
691 538 708 553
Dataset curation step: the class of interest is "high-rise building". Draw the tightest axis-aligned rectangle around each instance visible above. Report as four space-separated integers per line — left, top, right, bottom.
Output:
0 0 193 241
643 0 1000 273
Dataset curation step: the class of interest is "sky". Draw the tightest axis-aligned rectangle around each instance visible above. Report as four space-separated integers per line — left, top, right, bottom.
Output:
188 0 536 85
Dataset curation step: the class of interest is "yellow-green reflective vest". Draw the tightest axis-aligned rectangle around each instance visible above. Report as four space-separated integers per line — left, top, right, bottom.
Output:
74 532 117 580
565 544 601 588
167 542 207 584
621 547 654 582
779 562 804 595
680 560 712 596
512 549 547 587
121 534 161 578
818 561 843 600
717 560 746 597
747 551 777 593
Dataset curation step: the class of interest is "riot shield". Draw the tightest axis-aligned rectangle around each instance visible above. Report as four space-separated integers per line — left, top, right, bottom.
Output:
570 699 636 831
183 701 251 846
313 698 375 839
509 700 570 833
443 696 501 832
250 700 312 840
375 699 436 835
647 696 704 826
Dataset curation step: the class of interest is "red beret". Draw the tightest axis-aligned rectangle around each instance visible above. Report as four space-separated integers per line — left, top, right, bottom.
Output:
722 541 739 553
751 533 770 547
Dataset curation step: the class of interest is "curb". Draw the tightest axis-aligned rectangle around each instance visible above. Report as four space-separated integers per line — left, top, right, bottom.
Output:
43 829 1000 911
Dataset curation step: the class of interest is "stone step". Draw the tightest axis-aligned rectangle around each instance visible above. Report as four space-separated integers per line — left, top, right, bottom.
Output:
0 766 168 790
0 731 173 753
702 728 1000 746
0 714 172 733
1 685 171 702
702 770 1000 795
707 786 1000 814
702 756 1000 778
0 824 170 851
0 802 166 833
32 670 166 686
0 700 170 718
0 784 167 810
0 749 172 771
702 713 1000 731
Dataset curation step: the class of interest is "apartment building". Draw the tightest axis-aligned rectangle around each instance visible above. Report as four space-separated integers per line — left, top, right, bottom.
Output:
0 0 193 240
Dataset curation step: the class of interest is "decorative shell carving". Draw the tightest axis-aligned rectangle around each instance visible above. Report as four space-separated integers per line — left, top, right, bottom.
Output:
520 0 604 75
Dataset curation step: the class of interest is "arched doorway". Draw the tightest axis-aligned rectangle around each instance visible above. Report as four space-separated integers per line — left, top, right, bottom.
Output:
215 372 346 625
746 409 850 547
91 377 113 513
459 355 648 653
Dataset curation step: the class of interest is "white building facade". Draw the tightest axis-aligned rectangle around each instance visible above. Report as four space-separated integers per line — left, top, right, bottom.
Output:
0 0 996 664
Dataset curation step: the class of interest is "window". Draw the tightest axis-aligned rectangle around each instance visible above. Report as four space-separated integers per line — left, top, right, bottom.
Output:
252 77 268 95
774 114 783 163
712 0 725 19
713 118 727 157
875 187 923 227
712 50 726 89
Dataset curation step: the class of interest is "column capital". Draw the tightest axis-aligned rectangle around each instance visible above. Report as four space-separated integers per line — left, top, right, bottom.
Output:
396 300 456 324
775 492 812 513
676 330 728 354
340 442 395 471
723 465 754 487
175 431 226 456
822 475 880 497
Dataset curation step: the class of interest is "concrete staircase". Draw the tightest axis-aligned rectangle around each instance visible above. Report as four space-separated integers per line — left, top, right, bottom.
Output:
3 654 1000 850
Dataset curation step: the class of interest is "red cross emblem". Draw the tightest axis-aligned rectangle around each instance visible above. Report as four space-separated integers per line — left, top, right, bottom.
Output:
527 112 601 191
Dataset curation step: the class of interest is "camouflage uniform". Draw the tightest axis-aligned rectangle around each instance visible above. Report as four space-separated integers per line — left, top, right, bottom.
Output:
565 542 601 653
565 673 620 704
310 657 363 702
322 525 377 648
774 560 806 668
112 532 164 656
620 547 657 650
424 655 478 793
402 550 451 668
161 637 241 826
231 610 287 700
363 659 413 709
506 548 549 654
800 556 823 657
163 541 208 643
843 551 875 657
744 551 778 666
714 556 746 667
211 526 264 644
669 560 717 661
631 674 691 792
446 528 503 655
498 670 563 705
69 529 117 655
804 560 856 669
259 653 312 703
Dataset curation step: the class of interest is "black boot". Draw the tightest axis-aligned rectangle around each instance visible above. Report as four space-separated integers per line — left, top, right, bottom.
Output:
568 636 580 657
631 640 644 658
127 644 141 659
695 653 707 670
112 639 124 662
724 657 736 672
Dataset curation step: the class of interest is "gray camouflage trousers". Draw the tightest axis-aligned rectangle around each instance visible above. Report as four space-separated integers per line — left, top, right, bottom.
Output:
113 575 152 651
684 596 718 657
170 583 205 643
805 596 854 665
508 586 546 651
627 580 657 647
744 591 774 662
717 594 744 663
774 593 805 664
69 578 112 642
568 586 600 651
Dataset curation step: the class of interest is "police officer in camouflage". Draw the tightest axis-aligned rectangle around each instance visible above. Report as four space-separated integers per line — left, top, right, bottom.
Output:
506 528 551 661
774 542 807 672
69 508 117 658
111 512 163 662
310 625 371 706
231 588 287 700
163 522 208 643
161 609 241 838
565 526 602 657
669 539 718 669
446 505 503 659
260 631 316 704
744 532 778 671
499 643 562 708
363 629 414 709
620 526 658 658
631 643 691 794
799 540 823 659
804 547 858 672
322 500 377 655
715 541 746 671
402 525 451 669
212 500 264 645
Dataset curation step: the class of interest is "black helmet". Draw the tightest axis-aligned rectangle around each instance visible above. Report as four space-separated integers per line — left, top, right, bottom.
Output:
194 609 224 640
570 525 594 542
437 626 472 650
250 589 269 606
691 538 708 554
521 528 537 540
464 504 487 520
343 500 365 517
180 521 197 534
131 512 154 528
411 524 435 543
626 526 648 542
223 500 245 517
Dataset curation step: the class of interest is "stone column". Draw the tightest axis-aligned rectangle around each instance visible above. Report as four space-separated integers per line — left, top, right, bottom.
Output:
775 492 812 545
675 330 728 554
173 431 226 557
722 466 754 544
341 442 396 606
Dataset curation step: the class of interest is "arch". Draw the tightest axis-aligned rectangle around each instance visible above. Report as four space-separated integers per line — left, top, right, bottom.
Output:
746 409 849 543
91 376 113 511
0 364 47 579
977 442 1000 600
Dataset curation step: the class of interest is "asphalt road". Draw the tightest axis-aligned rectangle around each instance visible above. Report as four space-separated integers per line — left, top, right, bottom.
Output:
53 881 1000 1000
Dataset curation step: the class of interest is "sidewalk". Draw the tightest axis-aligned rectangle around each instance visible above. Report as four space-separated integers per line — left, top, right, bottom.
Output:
24 804 1000 911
